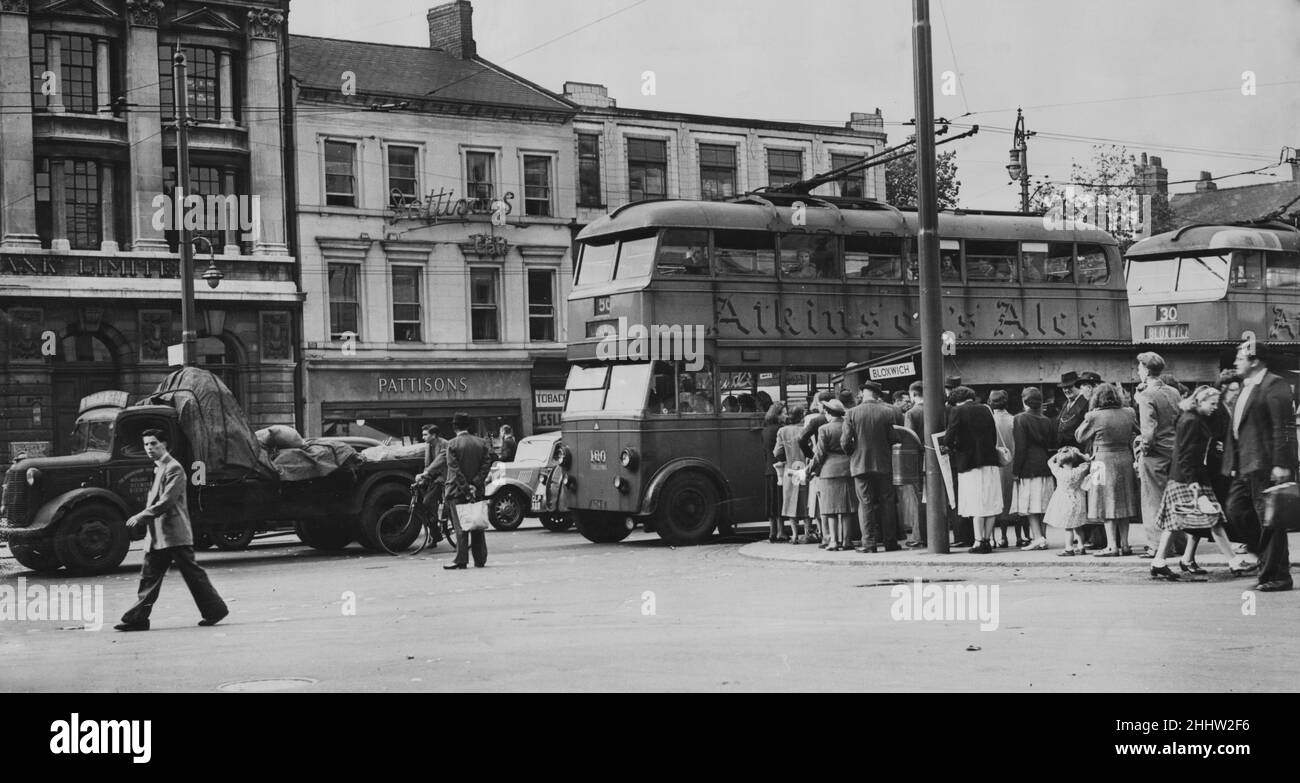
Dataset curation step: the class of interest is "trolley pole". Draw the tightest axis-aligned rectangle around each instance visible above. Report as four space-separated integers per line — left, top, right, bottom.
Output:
173 47 197 367
912 0 948 554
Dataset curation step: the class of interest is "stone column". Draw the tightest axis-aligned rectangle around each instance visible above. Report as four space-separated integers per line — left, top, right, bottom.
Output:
47 35 64 113
124 0 169 252
245 7 289 256
0 4 41 249
50 159 69 251
100 164 118 252
221 166 240 255
95 39 110 114
218 50 235 127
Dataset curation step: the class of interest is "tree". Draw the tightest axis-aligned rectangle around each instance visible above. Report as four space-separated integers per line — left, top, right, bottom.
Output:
885 146 961 209
1028 144 1178 249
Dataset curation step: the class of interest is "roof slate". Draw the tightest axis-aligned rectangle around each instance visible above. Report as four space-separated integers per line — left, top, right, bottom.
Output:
1170 180 1300 224
289 34 573 113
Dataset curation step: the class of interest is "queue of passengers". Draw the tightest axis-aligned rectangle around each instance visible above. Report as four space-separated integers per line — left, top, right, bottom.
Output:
763 343 1296 591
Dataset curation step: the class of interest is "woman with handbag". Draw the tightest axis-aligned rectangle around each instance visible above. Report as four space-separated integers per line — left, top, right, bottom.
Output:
1075 383 1141 557
1150 386 1256 579
773 405 811 544
808 399 856 550
942 386 1004 554
1012 387 1055 551
989 390 1026 547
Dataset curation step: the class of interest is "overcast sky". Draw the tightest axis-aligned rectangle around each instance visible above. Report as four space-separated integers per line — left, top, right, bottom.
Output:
292 0 1300 210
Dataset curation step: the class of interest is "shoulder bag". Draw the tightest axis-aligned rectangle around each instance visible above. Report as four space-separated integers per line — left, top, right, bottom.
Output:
455 499 492 532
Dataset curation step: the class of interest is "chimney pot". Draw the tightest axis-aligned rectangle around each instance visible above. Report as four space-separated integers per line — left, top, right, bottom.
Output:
428 1 476 59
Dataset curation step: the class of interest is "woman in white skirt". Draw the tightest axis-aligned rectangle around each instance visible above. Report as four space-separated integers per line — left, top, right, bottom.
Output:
942 386 1004 554
1011 387 1055 550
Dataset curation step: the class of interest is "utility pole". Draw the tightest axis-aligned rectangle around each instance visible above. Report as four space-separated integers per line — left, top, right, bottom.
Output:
912 0 948 554
1007 107 1035 213
173 46 197 367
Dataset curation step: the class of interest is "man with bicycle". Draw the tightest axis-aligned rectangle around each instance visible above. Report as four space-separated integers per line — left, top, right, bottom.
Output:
414 424 449 547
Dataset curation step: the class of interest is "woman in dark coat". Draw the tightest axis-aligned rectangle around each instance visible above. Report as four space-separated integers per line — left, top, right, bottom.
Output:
809 399 855 550
942 386 1004 554
1011 387 1055 550
763 401 787 542
1150 386 1254 579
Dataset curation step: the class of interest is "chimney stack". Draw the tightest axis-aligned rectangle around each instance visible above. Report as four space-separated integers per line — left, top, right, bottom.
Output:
1134 152 1168 197
846 108 884 132
428 1 476 59
562 81 616 108
1195 171 1217 193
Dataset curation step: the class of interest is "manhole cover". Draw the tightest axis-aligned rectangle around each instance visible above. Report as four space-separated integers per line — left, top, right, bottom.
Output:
217 677 317 692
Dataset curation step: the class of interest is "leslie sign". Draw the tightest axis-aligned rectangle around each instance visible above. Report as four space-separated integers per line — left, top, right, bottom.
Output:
869 361 916 381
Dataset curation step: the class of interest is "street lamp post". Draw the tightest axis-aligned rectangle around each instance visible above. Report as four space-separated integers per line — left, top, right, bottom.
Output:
1006 107 1035 213
173 47 198 367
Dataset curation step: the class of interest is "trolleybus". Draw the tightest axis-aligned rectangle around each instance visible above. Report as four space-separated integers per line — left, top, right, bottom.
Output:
561 194 1129 545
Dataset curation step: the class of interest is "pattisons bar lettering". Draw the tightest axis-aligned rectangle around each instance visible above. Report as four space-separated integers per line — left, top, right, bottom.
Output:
1 254 180 278
378 376 470 395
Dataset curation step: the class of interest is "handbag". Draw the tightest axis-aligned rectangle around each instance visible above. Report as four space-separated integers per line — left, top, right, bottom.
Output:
994 426 1013 468
1262 482 1300 533
454 499 492 532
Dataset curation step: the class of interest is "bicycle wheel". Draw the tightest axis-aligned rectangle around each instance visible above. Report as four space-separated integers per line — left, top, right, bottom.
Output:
376 505 427 555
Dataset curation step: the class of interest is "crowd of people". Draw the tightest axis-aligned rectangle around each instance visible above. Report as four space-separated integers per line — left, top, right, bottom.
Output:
764 343 1297 591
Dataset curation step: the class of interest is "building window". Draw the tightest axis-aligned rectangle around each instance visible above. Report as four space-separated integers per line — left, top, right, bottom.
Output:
527 268 556 342
162 164 226 252
627 138 667 202
830 153 866 198
392 267 423 342
387 145 419 207
466 151 496 202
470 268 499 342
578 133 602 207
328 263 360 340
523 155 553 217
699 144 737 201
36 158 102 250
324 140 357 207
767 149 803 188
159 45 223 122
31 33 101 114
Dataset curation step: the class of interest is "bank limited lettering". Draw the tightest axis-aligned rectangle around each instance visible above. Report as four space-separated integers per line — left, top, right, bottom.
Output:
3 255 181 278
713 294 1112 341
378 376 470 394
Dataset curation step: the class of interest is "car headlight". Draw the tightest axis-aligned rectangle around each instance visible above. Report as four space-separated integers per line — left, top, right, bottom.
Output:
619 447 639 471
487 464 504 483
554 443 572 469
25 468 41 486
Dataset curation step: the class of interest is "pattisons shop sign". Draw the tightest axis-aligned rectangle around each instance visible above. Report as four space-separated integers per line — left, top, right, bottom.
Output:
378 376 470 395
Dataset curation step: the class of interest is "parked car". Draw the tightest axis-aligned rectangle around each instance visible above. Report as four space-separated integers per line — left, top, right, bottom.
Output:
483 431 572 531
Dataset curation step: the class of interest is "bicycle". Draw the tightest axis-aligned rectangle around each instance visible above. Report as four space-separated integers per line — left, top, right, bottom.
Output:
375 482 454 555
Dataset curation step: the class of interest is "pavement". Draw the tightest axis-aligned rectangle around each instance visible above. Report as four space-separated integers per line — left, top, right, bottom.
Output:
738 526 1298 571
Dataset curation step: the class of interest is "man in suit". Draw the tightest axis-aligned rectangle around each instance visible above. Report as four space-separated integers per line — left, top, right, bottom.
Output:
414 424 449 546
443 412 495 570
116 429 227 631
1134 353 1185 558
944 376 974 546
1223 343 1297 592
902 380 927 548
842 381 904 552
1054 371 1089 450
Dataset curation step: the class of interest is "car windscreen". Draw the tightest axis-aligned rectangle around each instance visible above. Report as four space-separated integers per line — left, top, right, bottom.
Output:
513 436 556 463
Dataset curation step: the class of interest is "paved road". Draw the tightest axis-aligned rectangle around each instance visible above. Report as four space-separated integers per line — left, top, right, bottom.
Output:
2 523 1297 692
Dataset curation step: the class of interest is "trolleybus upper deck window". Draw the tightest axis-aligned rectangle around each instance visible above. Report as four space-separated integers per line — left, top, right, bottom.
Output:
1266 254 1300 288
1230 251 1263 288
656 229 710 276
965 240 1018 282
1077 243 1111 285
779 232 839 279
1020 241 1074 283
716 229 776 276
846 235 904 279
576 238 618 286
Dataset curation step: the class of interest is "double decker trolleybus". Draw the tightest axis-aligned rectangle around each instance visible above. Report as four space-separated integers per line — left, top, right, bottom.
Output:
559 192 1130 546
1125 218 1300 390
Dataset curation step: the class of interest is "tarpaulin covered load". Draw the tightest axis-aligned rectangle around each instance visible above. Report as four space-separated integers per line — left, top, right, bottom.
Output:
267 438 361 482
147 367 276 481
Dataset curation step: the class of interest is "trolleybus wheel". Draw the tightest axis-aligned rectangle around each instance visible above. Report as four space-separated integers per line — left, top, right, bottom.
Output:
651 471 719 546
539 513 573 532
9 541 63 572
574 511 633 543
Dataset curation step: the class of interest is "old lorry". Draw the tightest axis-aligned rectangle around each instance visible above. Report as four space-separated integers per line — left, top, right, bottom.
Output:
0 369 424 575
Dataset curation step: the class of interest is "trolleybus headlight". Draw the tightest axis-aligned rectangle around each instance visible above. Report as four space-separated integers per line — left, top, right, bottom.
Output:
564 474 577 490
619 447 639 471
25 468 41 486
613 476 630 494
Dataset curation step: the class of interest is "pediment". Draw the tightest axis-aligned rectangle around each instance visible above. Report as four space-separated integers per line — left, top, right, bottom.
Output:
36 0 120 20
171 6 242 34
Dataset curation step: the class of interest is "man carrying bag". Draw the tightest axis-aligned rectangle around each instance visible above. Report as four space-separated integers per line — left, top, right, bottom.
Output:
443 412 495 570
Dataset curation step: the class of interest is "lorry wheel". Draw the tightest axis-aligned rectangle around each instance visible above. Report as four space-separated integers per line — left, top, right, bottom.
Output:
294 521 353 551
574 511 634 544
539 514 573 532
488 488 528 531
211 529 255 551
651 471 720 546
358 484 412 551
53 504 129 576
9 542 63 572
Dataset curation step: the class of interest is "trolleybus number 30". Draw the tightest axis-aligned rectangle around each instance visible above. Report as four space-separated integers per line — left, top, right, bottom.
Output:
1155 305 1178 322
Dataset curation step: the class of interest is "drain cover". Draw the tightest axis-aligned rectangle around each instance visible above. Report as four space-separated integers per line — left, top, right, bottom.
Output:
217 677 317 692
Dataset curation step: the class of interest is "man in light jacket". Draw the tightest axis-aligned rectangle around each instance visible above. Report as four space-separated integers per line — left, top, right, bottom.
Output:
1134 352 1185 558
117 429 228 631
